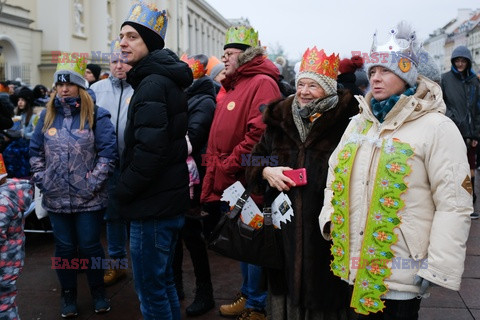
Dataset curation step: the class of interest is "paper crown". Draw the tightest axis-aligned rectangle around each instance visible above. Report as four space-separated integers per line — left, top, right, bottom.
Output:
124 1 168 41
299 47 339 80
0 154 6 180
55 52 87 76
225 26 258 48
110 38 121 54
371 26 419 65
180 54 207 79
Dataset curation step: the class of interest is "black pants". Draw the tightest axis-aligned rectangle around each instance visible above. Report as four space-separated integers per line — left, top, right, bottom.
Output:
349 298 421 320
172 201 223 286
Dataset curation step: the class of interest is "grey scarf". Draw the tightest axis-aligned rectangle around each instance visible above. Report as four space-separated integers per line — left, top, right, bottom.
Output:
291 94 339 142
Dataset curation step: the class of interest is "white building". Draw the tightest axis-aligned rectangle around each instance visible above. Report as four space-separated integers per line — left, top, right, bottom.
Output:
423 8 477 73
0 0 230 87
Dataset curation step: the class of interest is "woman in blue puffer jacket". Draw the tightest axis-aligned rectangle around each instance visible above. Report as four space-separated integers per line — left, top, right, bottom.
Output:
29 54 117 318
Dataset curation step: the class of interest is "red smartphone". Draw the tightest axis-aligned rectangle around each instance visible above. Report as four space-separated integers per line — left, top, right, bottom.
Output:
283 168 307 186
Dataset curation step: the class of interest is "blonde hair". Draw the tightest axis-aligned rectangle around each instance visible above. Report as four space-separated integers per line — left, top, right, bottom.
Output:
42 87 94 132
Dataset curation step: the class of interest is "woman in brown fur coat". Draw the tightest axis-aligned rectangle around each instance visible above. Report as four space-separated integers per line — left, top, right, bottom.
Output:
246 47 358 320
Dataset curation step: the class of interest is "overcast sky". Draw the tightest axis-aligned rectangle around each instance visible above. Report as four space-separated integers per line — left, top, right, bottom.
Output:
205 0 480 61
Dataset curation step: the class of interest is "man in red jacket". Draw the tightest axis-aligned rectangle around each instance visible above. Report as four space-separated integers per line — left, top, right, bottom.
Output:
200 25 282 320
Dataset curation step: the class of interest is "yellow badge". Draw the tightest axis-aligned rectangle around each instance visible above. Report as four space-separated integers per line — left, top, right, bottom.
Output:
48 128 57 136
398 58 411 73
227 101 235 111
462 175 473 195
126 97 131 105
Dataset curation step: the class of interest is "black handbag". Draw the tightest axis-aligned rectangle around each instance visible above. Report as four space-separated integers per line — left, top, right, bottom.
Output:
207 189 284 269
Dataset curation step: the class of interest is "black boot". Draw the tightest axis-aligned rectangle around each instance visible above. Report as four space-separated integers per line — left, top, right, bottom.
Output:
185 282 215 316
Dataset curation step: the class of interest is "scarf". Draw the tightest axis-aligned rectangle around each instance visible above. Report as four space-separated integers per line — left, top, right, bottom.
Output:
54 95 81 109
370 86 416 123
291 94 339 142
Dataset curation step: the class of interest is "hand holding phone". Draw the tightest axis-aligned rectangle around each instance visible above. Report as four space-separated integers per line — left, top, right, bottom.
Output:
283 168 307 186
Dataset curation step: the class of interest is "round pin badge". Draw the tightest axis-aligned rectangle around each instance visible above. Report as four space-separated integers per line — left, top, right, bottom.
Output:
398 58 411 73
48 128 57 136
227 101 235 111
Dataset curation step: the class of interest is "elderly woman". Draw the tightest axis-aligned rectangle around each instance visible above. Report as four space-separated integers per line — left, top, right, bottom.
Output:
30 53 117 318
245 47 358 320
319 22 472 320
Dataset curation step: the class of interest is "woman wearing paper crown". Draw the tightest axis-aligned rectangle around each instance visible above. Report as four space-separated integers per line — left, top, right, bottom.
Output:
29 53 117 318
245 46 358 319
319 21 471 319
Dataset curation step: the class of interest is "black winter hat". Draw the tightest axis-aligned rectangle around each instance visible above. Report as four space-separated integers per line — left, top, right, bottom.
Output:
122 21 164 53
86 64 102 81
11 86 34 106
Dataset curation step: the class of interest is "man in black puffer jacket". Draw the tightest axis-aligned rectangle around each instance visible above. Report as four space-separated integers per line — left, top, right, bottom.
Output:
116 2 193 319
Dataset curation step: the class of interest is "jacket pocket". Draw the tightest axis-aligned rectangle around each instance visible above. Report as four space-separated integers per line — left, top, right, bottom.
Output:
397 217 427 261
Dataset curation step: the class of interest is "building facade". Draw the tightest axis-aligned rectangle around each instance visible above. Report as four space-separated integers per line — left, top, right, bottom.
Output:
0 0 230 87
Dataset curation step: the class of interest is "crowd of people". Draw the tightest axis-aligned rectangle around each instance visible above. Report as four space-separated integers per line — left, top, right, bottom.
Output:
0 1 479 320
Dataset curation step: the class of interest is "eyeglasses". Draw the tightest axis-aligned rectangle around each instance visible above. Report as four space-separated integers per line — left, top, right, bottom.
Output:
221 50 242 61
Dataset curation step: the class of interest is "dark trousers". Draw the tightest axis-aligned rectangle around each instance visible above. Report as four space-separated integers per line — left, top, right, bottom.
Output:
349 298 421 320
172 201 224 286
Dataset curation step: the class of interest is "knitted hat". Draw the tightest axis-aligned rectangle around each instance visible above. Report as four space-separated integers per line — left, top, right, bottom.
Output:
224 26 258 51
53 52 88 89
180 54 208 79
86 64 101 81
295 47 339 95
209 63 225 80
366 21 419 88
339 56 364 74
121 1 168 52
206 56 220 76
417 49 441 83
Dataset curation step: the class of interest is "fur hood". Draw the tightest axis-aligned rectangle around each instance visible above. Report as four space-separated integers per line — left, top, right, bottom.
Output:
238 46 266 67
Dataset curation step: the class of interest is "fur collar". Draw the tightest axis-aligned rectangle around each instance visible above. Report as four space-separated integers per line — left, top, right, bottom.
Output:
238 46 266 67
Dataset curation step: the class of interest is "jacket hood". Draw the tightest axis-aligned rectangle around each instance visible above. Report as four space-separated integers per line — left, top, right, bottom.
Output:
126 48 193 89
451 45 473 71
222 46 280 91
357 75 446 125
185 76 216 100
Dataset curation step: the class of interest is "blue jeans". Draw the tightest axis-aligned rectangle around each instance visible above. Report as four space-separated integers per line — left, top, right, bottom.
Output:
49 211 105 289
241 262 267 310
104 168 127 259
130 215 184 320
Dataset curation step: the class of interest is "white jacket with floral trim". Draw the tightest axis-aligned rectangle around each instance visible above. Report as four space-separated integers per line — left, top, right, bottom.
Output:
319 76 472 294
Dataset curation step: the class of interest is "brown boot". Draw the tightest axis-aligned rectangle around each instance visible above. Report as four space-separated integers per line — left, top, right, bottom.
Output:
219 292 247 317
103 268 126 286
237 309 266 320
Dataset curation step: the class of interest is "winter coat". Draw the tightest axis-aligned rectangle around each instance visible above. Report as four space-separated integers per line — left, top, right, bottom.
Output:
319 76 472 294
0 92 13 130
245 91 358 311
0 179 33 315
29 101 117 213
200 47 282 203
116 48 193 220
441 48 480 140
185 75 216 179
91 76 134 157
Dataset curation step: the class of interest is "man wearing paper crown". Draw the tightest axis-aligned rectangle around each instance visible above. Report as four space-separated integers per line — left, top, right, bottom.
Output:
90 38 134 287
29 52 118 317
174 53 216 316
319 21 472 319
116 1 193 319
200 25 282 320
245 46 358 319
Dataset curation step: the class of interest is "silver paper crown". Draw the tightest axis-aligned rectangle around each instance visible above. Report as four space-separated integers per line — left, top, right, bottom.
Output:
371 27 419 65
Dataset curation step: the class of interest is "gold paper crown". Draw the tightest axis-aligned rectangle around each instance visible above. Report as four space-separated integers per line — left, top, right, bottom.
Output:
299 47 339 80
55 52 87 76
371 27 419 65
125 1 168 40
225 26 259 48
180 54 206 79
